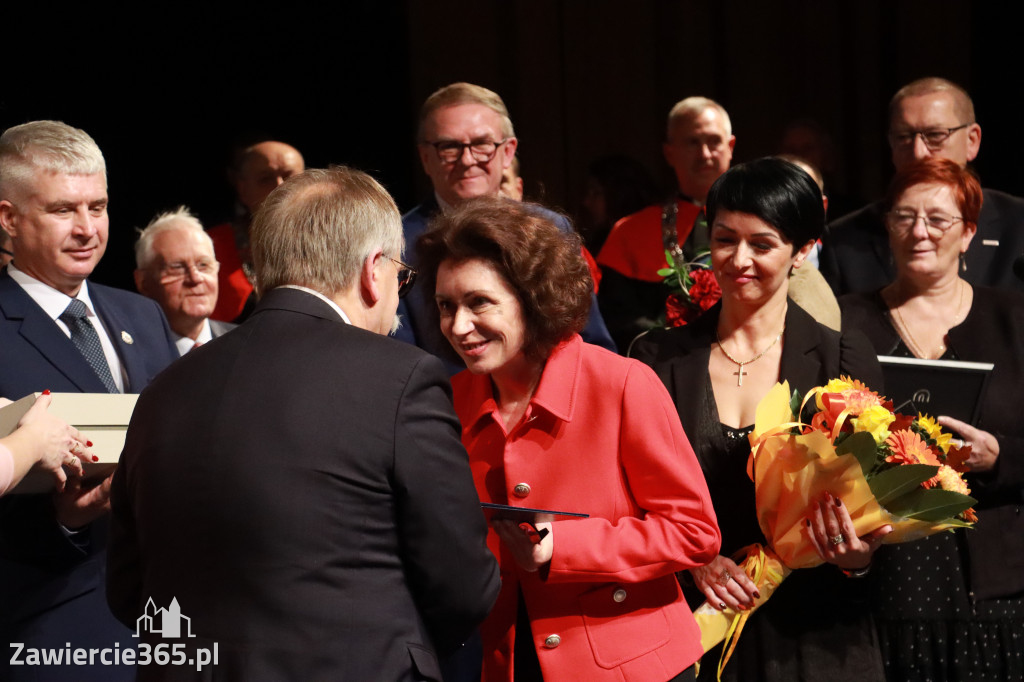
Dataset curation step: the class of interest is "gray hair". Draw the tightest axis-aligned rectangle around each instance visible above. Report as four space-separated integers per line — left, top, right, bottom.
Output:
666 96 733 138
417 82 516 141
135 206 211 269
0 120 107 200
251 166 402 296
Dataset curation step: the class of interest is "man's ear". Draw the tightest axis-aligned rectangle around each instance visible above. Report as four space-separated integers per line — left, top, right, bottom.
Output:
133 269 147 294
0 200 18 238
360 249 385 306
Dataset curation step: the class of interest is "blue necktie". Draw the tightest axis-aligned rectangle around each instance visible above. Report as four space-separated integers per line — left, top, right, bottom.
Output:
59 298 118 393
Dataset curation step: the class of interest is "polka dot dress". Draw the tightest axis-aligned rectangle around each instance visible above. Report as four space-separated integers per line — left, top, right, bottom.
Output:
870 340 1024 681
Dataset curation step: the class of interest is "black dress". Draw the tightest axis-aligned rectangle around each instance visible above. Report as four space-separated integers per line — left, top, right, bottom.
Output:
632 302 887 682
841 289 1024 682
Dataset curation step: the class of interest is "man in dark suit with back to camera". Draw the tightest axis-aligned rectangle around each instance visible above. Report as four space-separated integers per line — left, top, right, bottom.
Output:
0 120 180 681
821 77 1024 295
398 82 616 372
108 166 500 681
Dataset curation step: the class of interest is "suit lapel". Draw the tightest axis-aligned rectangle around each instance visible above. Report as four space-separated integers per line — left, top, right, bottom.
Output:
90 285 148 392
780 302 824 394
0 273 108 392
664 309 717 439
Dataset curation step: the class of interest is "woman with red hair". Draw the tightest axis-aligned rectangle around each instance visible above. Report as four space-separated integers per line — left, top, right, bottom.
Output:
840 156 1024 681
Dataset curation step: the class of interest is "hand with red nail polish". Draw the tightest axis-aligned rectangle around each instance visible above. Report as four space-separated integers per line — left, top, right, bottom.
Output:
0 393 95 494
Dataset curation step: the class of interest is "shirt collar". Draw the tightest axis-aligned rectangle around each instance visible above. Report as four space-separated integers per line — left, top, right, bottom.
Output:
277 285 352 324
460 334 583 430
7 262 98 320
174 318 213 355
434 191 455 214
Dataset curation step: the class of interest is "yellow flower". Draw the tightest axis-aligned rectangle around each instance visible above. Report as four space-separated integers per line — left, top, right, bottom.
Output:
935 464 971 495
853 405 896 444
916 414 953 454
816 377 855 409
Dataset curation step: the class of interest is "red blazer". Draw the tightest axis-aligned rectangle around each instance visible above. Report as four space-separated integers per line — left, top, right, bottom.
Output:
452 335 721 682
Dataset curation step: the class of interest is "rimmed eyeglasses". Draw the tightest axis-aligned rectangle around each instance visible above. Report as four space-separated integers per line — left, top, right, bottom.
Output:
886 210 964 235
423 138 510 164
888 123 973 151
389 257 417 298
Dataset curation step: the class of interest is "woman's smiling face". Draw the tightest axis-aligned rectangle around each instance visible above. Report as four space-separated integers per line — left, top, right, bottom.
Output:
710 210 812 306
435 257 528 375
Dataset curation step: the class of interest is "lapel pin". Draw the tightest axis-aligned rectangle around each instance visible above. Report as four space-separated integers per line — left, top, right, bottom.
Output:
121 331 134 345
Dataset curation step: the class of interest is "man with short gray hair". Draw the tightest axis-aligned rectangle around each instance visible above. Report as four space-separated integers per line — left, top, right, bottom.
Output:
821 77 1024 294
0 120 178 681
109 166 499 680
134 207 235 354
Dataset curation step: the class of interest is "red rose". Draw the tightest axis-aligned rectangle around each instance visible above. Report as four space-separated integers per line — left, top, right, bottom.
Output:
688 269 722 311
665 293 690 327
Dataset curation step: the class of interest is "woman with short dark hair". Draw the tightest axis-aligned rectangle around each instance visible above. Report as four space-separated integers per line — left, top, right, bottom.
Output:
418 196 722 682
632 157 889 681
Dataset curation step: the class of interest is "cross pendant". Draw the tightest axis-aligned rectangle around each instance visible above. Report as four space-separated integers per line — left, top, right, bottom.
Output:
734 364 746 387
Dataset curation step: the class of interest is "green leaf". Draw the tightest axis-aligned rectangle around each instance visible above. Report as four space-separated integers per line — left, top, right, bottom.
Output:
656 268 674 277
884 488 978 522
835 431 879 476
790 389 803 418
868 464 939 504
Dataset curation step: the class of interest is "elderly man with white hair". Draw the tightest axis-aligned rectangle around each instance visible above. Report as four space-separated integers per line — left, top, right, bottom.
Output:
134 207 235 354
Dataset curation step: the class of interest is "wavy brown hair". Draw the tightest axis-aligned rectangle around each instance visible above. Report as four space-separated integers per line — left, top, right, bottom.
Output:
417 197 592 362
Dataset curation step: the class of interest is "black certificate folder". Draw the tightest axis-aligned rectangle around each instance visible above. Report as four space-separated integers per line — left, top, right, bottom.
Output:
878 355 994 425
480 503 589 524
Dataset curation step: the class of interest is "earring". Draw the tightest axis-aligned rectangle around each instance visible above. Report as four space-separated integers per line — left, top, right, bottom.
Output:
960 252 967 273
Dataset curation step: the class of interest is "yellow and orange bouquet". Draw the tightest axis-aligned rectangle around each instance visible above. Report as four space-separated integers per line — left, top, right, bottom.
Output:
695 376 976 678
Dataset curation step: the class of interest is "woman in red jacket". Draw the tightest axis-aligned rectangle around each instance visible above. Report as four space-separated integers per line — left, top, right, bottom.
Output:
417 197 721 682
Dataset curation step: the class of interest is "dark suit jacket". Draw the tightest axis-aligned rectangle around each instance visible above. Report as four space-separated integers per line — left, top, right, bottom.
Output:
840 287 1024 600
396 197 616 373
820 189 1024 296
108 287 500 681
0 269 179 681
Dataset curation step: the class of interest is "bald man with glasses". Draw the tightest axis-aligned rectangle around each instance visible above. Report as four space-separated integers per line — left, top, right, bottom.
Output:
821 77 1024 295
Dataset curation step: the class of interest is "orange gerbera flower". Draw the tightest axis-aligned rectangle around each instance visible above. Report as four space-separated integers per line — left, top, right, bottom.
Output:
886 430 942 487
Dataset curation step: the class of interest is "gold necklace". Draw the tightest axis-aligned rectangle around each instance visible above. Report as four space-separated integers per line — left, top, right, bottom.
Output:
890 280 965 359
715 327 784 387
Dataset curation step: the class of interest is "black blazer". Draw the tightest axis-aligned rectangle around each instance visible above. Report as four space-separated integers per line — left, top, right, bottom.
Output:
108 287 500 681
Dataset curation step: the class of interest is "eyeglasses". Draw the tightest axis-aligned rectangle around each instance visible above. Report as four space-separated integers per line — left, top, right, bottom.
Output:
888 123 972 150
886 210 964 235
389 257 417 298
158 259 219 282
423 138 509 164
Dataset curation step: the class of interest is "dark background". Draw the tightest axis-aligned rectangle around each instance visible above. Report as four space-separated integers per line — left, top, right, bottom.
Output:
2 1 1019 291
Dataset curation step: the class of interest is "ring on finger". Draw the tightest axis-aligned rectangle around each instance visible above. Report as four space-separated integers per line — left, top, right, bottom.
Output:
718 569 732 586
830 533 845 546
